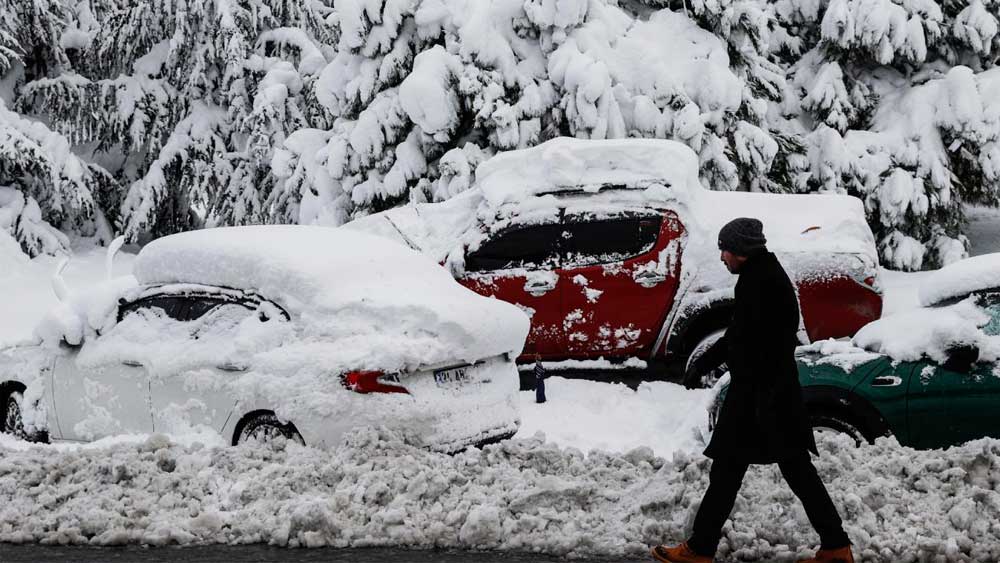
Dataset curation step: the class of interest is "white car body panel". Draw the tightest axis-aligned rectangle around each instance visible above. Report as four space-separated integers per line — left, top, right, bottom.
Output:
3 301 521 452
51 353 154 440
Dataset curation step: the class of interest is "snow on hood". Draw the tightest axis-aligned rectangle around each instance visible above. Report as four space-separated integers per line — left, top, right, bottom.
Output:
918 253 1000 307
852 297 999 365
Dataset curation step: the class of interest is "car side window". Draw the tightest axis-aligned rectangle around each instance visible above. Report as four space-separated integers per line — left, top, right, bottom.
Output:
561 215 662 267
117 296 188 322
465 223 564 272
983 303 1000 336
190 302 257 337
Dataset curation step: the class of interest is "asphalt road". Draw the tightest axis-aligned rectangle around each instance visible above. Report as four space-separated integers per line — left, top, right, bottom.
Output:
0 545 649 563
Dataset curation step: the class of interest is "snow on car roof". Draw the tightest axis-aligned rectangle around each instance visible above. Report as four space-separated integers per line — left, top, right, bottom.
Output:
474 137 703 207
918 253 1000 307
39 226 529 368
346 137 878 275
686 189 877 256
133 225 458 311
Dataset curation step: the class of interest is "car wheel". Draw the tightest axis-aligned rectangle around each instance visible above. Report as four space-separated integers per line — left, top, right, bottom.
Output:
2 391 28 440
810 412 869 446
686 329 727 388
235 412 305 446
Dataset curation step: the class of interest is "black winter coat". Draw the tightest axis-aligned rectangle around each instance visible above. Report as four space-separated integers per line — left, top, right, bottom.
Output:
696 250 818 463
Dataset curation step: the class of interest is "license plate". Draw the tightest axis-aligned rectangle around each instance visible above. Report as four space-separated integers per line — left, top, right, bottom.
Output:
434 365 472 387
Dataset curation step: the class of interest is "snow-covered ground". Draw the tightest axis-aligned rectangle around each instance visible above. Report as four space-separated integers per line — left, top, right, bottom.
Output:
1 429 999 562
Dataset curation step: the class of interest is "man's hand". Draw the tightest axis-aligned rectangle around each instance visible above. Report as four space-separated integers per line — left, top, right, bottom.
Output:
682 364 703 390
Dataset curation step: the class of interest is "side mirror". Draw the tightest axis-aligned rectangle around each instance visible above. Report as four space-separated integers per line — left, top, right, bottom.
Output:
58 337 82 351
942 343 980 373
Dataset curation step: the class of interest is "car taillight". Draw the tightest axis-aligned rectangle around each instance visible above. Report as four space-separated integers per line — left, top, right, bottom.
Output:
849 256 882 294
341 371 408 394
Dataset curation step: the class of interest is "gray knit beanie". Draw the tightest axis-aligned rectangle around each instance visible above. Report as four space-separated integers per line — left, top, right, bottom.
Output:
718 217 767 256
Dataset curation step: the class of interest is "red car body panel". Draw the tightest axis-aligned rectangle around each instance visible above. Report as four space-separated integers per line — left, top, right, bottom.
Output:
459 271 564 358
559 212 684 358
457 207 881 365
798 274 884 343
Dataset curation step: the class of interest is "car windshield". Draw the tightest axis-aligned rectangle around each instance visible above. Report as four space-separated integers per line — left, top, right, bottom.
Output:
982 301 1000 336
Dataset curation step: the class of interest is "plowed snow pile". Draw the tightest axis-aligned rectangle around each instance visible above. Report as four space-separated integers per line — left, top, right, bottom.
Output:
2 431 998 562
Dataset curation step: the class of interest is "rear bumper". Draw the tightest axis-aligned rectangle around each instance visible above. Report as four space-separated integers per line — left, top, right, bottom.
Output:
295 356 522 452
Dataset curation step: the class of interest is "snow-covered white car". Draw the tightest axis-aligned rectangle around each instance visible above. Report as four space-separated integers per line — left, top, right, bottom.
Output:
0 226 529 452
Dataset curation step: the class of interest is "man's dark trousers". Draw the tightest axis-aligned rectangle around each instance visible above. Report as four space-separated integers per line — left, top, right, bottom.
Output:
687 454 851 555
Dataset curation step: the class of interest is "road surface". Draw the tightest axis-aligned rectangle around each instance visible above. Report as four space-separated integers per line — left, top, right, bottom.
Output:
0 545 648 562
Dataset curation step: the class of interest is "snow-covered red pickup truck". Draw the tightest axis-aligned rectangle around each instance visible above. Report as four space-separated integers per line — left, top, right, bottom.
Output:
346 138 883 378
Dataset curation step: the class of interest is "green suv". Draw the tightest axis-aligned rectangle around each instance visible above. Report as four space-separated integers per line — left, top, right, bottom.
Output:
709 263 1000 450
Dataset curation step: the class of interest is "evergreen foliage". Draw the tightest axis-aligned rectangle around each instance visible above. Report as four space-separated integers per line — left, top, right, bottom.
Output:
0 0 997 269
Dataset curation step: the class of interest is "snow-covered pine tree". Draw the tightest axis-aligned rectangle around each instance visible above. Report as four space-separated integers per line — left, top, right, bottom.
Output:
272 0 573 224
2 0 998 271
780 0 1000 269
8 0 335 243
274 0 809 226
0 98 114 255
0 0 117 255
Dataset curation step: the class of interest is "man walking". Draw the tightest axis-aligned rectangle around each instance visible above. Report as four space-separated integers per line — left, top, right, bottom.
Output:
651 218 853 563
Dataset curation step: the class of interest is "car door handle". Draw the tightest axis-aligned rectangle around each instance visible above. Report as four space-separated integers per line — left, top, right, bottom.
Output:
872 375 903 387
634 270 666 287
524 277 556 296
122 360 143 367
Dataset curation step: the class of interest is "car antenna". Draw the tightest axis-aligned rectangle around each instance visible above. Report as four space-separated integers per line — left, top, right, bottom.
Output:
384 216 421 251
51 255 71 302
105 235 126 280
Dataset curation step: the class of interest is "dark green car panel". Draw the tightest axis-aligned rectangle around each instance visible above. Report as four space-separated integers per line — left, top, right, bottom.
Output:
905 360 1000 449
849 359 913 445
792 353 1000 449
714 352 1000 449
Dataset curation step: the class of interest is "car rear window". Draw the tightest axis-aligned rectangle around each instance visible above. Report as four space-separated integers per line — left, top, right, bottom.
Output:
465 223 564 271
561 215 661 267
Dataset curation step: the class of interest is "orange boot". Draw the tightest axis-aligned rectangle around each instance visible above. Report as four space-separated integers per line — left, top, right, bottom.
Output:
650 541 713 563
797 546 855 563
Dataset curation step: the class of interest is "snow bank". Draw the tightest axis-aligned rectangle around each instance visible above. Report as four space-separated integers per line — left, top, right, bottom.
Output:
918 253 1000 307
518 377 712 456
2 431 1000 562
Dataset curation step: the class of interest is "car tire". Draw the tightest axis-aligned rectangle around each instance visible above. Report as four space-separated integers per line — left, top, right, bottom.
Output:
809 412 870 446
2 391 28 440
685 329 727 388
235 412 305 446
